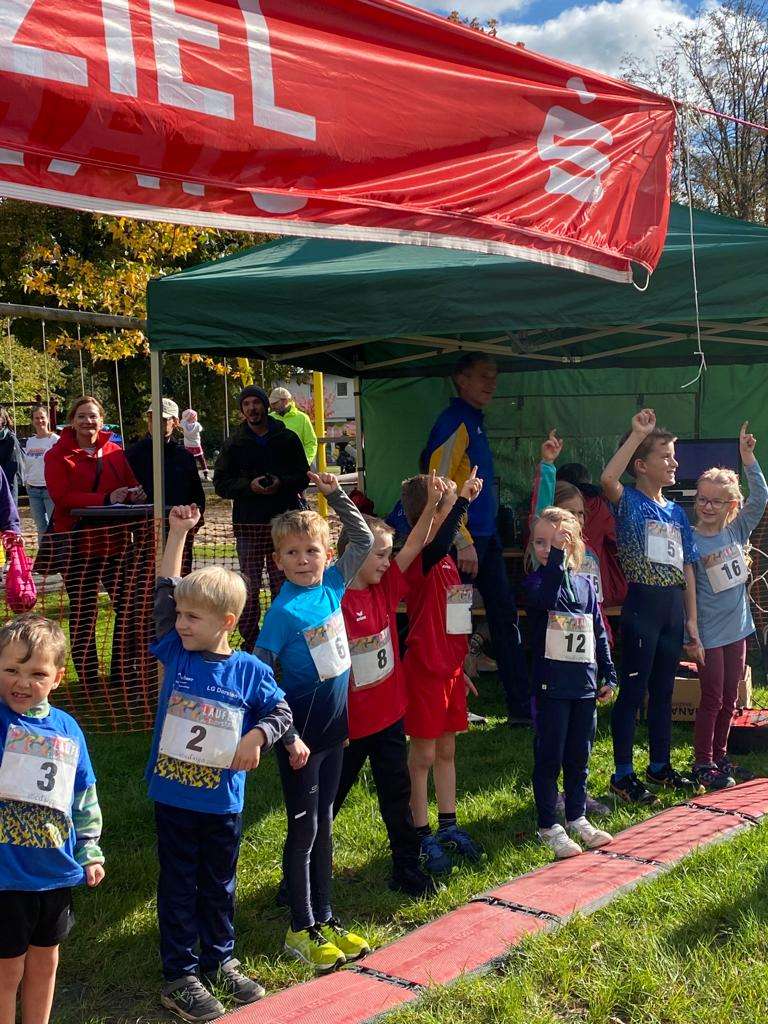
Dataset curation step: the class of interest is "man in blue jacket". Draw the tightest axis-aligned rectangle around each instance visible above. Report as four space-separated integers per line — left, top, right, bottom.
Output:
423 354 530 724
0 465 20 535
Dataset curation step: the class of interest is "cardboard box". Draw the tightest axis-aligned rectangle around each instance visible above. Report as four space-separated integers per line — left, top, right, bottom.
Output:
638 666 752 723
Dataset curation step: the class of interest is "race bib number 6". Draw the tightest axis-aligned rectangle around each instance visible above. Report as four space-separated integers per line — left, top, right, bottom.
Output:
304 610 352 680
545 612 595 663
158 692 244 769
0 726 79 815
645 521 683 570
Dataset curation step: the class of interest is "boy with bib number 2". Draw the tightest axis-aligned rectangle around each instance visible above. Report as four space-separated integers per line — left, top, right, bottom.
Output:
525 508 616 858
601 410 702 805
254 472 374 973
0 615 105 1024
690 423 767 791
147 504 295 1023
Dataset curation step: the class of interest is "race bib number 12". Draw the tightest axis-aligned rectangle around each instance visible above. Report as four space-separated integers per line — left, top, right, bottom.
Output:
0 726 79 816
545 612 595 663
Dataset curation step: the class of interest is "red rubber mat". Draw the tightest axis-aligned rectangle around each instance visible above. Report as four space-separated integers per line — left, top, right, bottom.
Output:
485 849 660 919
690 777 768 819
603 804 747 864
361 902 548 986
219 969 417 1024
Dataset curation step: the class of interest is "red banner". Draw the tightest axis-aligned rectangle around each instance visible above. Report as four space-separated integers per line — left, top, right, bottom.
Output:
0 1 675 282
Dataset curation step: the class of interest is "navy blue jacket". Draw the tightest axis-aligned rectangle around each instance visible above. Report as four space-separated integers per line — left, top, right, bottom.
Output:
0 466 20 533
523 547 616 699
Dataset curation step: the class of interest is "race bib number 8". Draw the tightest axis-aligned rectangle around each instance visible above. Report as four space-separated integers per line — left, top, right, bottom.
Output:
645 521 683 570
0 726 79 816
545 612 595 663
158 692 244 769
304 610 351 680
350 625 395 690
703 544 748 594
446 584 473 635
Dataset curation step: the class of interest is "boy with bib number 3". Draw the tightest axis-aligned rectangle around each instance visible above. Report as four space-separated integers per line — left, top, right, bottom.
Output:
147 504 295 1023
0 615 105 1024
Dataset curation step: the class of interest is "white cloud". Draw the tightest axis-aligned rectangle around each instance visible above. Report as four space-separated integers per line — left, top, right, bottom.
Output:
496 0 697 78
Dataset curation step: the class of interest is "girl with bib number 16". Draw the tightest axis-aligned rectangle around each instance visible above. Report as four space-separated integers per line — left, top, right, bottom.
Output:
524 508 617 859
689 423 768 791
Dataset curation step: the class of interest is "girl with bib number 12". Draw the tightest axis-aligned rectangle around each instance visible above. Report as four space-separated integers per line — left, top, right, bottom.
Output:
689 423 768 791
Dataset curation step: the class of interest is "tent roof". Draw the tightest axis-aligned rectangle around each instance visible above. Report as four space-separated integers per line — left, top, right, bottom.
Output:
147 206 768 376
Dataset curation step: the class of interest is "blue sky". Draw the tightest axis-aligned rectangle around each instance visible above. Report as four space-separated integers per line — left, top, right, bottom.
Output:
412 0 703 77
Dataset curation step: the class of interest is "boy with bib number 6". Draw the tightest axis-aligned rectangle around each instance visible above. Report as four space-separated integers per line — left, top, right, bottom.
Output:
690 423 767 791
147 504 295 1023
0 615 105 1024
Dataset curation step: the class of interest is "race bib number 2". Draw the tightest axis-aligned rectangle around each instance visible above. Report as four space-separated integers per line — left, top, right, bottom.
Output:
0 726 79 816
158 691 244 769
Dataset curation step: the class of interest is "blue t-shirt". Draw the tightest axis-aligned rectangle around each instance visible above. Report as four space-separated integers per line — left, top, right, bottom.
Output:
146 630 285 814
257 565 349 751
0 703 96 891
613 485 698 586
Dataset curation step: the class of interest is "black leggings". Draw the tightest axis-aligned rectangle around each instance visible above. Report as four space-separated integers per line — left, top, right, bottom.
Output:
276 742 344 932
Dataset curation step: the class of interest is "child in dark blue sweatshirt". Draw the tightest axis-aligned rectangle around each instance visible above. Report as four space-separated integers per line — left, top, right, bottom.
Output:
524 507 617 859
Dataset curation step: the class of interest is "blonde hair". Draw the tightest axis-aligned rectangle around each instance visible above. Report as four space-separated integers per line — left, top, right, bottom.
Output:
527 506 585 571
338 515 392 556
696 467 743 526
271 509 331 552
174 566 247 622
0 614 68 669
554 480 585 512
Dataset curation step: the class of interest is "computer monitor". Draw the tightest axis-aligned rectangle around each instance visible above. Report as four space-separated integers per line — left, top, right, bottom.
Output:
673 438 741 486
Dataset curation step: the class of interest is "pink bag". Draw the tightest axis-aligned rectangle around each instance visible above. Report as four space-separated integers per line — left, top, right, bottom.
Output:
3 533 38 613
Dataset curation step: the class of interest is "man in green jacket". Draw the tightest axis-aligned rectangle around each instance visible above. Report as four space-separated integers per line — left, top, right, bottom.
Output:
269 387 318 465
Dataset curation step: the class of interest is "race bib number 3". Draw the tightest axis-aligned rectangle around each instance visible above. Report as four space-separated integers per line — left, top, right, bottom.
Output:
446 584 473 635
545 612 595 664
158 692 244 769
703 544 748 593
304 610 351 680
0 726 78 816
645 521 683 570
350 625 395 690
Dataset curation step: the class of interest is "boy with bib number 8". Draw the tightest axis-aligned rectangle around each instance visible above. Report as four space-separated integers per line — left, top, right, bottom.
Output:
690 423 767 791
254 472 374 973
524 508 616 858
147 504 295 1023
601 410 702 805
0 615 105 1024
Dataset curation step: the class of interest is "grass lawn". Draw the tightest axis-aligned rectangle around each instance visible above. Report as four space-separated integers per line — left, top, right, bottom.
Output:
54 682 768 1024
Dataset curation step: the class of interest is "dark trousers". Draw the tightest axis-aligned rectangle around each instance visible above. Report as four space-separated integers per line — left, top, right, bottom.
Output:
533 696 596 828
694 638 747 765
334 718 420 869
155 802 243 981
277 743 344 933
234 523 284 651
611 583 684 770
467 533 529 716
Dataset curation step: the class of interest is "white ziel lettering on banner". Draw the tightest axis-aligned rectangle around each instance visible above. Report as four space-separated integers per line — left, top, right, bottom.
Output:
0 0 88 85
102 0 138 97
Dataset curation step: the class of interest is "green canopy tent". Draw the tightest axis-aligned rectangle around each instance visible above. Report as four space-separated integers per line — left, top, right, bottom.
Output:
147 205 768 512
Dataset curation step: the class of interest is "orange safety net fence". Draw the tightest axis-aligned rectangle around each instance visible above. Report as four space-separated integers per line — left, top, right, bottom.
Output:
1 507 342 733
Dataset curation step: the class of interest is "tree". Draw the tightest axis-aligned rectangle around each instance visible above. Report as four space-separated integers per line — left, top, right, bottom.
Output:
447 10 498 35
0 333 66 408
621 0 768 224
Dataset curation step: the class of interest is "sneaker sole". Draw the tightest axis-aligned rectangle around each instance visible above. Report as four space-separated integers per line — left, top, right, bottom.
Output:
647 778 707 796
283 944 345 973
159 995 224 1023
554 846 582 859
610 784 658 806
338 946 370 962
580 835 613 850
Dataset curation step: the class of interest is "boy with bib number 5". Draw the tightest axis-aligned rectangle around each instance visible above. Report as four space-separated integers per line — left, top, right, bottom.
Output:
147 504 295 1023
601 410 702 805
690 423 767 791
525 509 616 858
0 615 105 1024
254 472 374 973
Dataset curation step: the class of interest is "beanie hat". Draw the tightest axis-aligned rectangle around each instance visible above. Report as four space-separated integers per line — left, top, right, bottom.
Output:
237 385 270 411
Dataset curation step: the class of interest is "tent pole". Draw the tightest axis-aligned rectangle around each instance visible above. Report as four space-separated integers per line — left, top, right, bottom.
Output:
313 371 328 517
354 376 364 493
150 350 165 559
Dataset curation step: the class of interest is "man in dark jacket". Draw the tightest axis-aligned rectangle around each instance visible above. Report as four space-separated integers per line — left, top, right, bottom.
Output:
214 385 309 649
0 465 20 535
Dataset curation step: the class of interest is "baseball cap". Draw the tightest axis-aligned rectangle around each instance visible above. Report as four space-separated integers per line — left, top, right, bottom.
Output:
146 398 179 419
269 387 292 404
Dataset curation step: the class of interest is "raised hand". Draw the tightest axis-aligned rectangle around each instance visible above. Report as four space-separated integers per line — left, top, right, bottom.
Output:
168 503 201 533
426 468 446 507
541 429 563 464
740 421 757 464
308 470 339 496
631 408 656 437
460 465 484 503
551 525 573 551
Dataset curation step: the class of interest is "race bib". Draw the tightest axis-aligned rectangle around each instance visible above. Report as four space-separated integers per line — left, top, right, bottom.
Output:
158 691 244 769
304 610 351 680
0 726 78 816
645 521 683 570
578 552 603 602
703 544 748 594
446 584 473 635
545 612 595 664
350 625 395 690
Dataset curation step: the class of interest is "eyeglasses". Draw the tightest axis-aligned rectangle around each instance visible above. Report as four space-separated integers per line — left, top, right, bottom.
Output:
695 496 729 509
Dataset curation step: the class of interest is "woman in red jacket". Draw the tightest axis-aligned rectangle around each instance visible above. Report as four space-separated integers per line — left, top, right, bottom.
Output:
45 396 147 692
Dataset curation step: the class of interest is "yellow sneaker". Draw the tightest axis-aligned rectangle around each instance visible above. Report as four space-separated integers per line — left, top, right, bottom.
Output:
317 917 371 962
284 926 345 972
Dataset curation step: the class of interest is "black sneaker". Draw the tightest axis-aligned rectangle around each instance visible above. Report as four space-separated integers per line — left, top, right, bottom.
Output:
716 757 756 782
646 764 704 794
389 862 439 897
692 763 736 791
160 976 225 1022
507 711 533 728
203 959 265 1005
610 772 658 805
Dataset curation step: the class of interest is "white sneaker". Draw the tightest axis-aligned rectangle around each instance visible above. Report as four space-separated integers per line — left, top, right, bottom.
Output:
567 816 612 849
538 823 582 859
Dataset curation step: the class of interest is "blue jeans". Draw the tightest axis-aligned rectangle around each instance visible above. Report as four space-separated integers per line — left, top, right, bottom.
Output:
27 485 53 540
